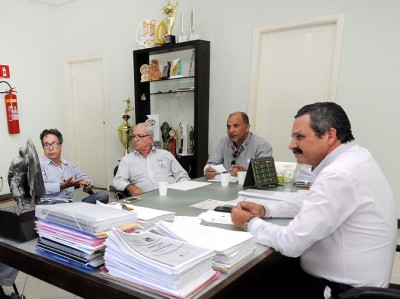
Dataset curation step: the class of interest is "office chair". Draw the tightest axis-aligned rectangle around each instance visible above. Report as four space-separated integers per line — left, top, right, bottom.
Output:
330 245 400 299
113 165 131 200
0 283 26 299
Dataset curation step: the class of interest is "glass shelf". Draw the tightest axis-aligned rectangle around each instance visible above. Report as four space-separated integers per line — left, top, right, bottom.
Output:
141 75 194 84
150 89 195 96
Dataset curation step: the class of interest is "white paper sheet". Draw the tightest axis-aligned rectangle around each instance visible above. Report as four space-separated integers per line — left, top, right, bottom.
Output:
197 210 233 225
167 181 211 191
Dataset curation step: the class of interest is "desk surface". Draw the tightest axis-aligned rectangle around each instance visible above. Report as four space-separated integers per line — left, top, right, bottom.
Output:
0 179 299 299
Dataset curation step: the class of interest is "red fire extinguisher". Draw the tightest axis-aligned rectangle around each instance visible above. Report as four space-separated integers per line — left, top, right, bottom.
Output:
5 87 20 134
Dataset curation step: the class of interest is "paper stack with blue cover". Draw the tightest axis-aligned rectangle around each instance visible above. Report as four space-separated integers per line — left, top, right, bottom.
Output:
35 202 138 269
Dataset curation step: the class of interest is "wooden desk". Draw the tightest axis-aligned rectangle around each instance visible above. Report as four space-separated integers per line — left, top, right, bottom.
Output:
0 179 301 299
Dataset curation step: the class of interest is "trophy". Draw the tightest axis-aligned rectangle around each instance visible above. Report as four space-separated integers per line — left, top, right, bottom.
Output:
156 0 178 44
117 98 134 156
189 8 199 40
178 122 188 155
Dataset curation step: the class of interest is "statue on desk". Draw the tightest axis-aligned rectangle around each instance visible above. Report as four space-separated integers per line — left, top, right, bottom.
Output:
7 138 45 214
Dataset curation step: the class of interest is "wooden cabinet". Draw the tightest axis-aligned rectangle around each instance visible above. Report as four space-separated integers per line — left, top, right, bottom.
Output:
133 40 210 178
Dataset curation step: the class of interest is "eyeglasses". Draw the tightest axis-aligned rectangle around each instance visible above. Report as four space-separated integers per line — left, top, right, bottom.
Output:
233 150 239 159
43 142 60 149
131 134 150 140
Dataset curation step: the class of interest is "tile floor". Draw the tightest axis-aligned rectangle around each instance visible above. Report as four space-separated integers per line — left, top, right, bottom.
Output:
1 190 400 299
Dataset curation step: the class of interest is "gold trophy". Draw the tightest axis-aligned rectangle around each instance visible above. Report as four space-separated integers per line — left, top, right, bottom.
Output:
156 0 178 44
117 98 134 156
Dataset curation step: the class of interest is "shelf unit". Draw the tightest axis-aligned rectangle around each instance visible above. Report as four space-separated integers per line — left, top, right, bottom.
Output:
133 40 210 178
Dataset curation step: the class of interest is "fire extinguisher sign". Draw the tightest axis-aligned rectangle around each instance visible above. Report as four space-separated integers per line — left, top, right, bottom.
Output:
0 65 10 78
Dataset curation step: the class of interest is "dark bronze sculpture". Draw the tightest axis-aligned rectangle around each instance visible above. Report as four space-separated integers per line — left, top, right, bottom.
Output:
7 138 45 214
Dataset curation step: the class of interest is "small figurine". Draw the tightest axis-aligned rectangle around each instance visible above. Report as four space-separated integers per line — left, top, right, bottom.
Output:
148 59 162 81
161 122 170 150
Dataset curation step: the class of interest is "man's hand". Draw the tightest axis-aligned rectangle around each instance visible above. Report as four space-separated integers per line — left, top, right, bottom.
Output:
81 179 94 193
60 177 83 190
205 166 217 179
231 201 266 229
126 184 145 196
229 163 246 177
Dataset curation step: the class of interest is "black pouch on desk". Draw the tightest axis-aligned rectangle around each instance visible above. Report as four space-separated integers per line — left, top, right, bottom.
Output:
243 156 279 189
214 206 233 213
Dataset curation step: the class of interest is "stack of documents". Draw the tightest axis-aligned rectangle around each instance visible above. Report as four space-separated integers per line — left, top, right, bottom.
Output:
238 189 298 201
155 220 256 273
125 205 175 232
100 202 175 232
35 202 138 233
103 228 219 299
294 165 313 186
35 219 108 268
35 202 138 269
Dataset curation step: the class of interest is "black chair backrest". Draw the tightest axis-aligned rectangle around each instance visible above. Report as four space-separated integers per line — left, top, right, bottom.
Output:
332 286 400 299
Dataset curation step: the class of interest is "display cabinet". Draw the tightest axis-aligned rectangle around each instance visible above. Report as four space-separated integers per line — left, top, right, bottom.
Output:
133 40 210 178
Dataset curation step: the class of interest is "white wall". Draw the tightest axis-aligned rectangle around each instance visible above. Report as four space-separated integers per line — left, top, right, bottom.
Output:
0 0 61 190
1 0 399 219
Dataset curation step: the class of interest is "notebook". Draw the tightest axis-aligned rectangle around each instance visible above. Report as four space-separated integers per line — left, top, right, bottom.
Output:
243 156 279 190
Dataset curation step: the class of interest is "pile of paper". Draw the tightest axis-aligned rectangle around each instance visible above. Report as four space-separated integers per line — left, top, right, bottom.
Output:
155 220 256 273
294 164 313 187
35 219 108 268
36 202 138 233
125 205 175 232
100 202 175 232
35 202 138 269
103 228 219 299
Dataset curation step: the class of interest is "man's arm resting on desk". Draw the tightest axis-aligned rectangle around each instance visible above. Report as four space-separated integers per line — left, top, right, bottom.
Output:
231 202 266 230
125 184 144 196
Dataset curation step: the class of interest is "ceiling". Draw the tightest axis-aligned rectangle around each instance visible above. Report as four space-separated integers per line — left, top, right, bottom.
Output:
29 0 77 6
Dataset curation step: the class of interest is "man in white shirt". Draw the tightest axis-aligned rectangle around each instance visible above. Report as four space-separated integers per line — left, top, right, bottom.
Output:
231 102 397 298
113 122 190 196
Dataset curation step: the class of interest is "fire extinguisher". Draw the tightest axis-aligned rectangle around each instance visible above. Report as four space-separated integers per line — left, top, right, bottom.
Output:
5 87 20 134
1 81 20 134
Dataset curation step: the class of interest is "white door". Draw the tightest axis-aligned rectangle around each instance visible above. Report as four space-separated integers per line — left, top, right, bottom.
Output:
248 13 345 162
66 55 108 189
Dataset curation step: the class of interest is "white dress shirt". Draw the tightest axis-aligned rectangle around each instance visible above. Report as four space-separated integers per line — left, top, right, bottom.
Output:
113 147 190 193
248 141 397 288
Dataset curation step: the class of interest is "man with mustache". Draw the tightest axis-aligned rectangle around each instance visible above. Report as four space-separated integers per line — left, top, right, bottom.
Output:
204 111 273 178
231 102 396 298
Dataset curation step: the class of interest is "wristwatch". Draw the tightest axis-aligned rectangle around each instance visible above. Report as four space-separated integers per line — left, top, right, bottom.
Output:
244 216 256 232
